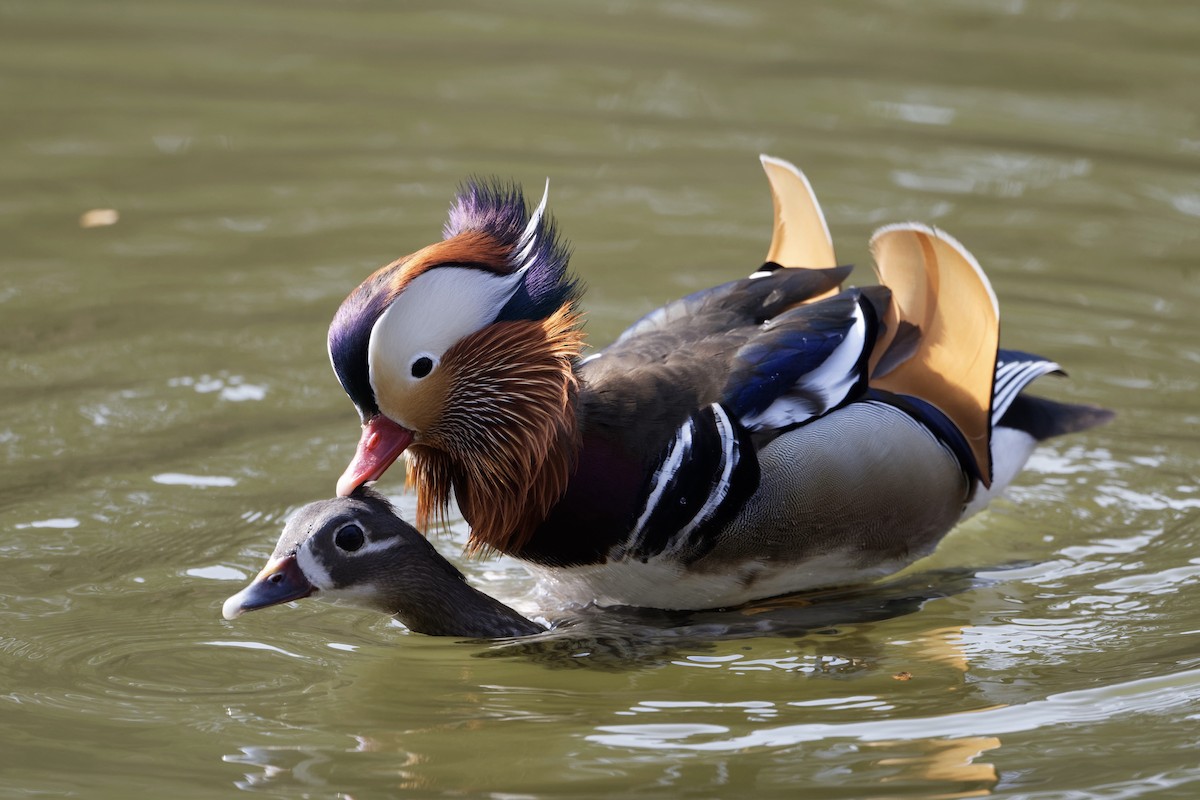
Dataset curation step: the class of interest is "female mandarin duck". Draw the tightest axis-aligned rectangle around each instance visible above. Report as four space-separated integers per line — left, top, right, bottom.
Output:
230 156 1112 620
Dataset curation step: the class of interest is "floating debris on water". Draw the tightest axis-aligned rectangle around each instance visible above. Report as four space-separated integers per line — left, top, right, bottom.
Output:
79 208 119 228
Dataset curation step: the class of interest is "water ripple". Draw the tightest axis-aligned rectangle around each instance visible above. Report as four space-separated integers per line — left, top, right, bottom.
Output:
590 667 1200 752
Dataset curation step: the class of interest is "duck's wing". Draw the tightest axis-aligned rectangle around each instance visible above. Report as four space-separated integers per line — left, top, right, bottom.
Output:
991 349 1062 426
565 226 1017 575
562 283 886 567
608 263 850 351
589 153 848 421
722 289 883 434
583 270 876 444
993 350 1114 439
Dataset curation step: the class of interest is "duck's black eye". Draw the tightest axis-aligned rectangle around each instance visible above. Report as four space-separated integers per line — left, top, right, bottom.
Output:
410 356 435 379
334 523 365 552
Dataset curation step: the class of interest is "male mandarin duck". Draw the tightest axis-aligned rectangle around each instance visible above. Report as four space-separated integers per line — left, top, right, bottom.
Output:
293 156 1110 613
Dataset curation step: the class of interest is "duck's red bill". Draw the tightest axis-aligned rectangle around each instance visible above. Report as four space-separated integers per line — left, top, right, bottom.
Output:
336 415 413 497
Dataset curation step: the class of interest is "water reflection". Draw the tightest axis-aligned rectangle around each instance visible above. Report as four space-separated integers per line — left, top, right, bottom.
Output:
590 665 1200 749
214 568 1000 795
478 566 990 670
868 737 1000 799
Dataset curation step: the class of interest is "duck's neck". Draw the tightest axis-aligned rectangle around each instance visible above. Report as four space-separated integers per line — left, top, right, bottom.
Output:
391 575 545 639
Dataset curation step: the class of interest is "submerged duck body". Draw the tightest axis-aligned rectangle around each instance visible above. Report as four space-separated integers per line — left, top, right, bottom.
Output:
319 156 1111 612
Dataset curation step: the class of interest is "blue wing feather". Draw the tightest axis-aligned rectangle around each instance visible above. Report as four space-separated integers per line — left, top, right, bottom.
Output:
724 291 876 431
726 328 844 419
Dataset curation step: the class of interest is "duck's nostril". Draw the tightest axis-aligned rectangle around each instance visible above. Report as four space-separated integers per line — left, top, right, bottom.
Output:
268 572 283 584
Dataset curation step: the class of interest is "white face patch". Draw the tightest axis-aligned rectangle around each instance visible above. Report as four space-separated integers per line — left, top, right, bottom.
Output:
296 531 403 601
367 267 523 427
295 544 334 590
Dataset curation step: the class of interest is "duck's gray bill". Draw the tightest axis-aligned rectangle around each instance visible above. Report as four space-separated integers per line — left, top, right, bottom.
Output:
222 555 314 620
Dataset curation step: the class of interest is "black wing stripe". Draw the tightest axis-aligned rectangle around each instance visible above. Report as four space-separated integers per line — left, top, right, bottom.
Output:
619 404 759 564
662 403 738 558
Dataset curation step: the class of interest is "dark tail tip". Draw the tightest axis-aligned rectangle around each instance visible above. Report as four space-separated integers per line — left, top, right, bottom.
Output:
999 394 1115 441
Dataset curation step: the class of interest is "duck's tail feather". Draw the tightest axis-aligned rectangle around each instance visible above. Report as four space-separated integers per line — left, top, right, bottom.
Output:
961 394 1113 519
998 394 1115 441
990 349 1114 440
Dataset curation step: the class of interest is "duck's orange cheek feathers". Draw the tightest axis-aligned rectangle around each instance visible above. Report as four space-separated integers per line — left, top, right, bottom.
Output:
337 415 414 496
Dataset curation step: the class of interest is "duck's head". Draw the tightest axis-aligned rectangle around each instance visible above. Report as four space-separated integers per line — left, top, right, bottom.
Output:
328 181 586 551
221 490 425 620
222 490 543 638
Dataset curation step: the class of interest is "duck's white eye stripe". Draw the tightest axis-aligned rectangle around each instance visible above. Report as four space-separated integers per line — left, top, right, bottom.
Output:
352 538 397 557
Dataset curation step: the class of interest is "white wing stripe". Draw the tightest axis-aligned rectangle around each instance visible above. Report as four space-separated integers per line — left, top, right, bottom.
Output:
992 358 1061 424
799 300 866 403
740 300 868 431
631 417 693 536
665 404 738 557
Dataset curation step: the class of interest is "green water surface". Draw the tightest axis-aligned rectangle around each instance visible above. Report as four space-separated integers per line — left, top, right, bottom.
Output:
2 1 1198 797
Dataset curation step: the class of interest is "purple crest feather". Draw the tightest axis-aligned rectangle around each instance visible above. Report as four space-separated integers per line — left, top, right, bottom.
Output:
443 178 581 322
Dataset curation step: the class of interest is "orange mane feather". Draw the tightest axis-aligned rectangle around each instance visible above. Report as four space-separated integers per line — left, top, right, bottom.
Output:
363 231 516 308
405 304 586 555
